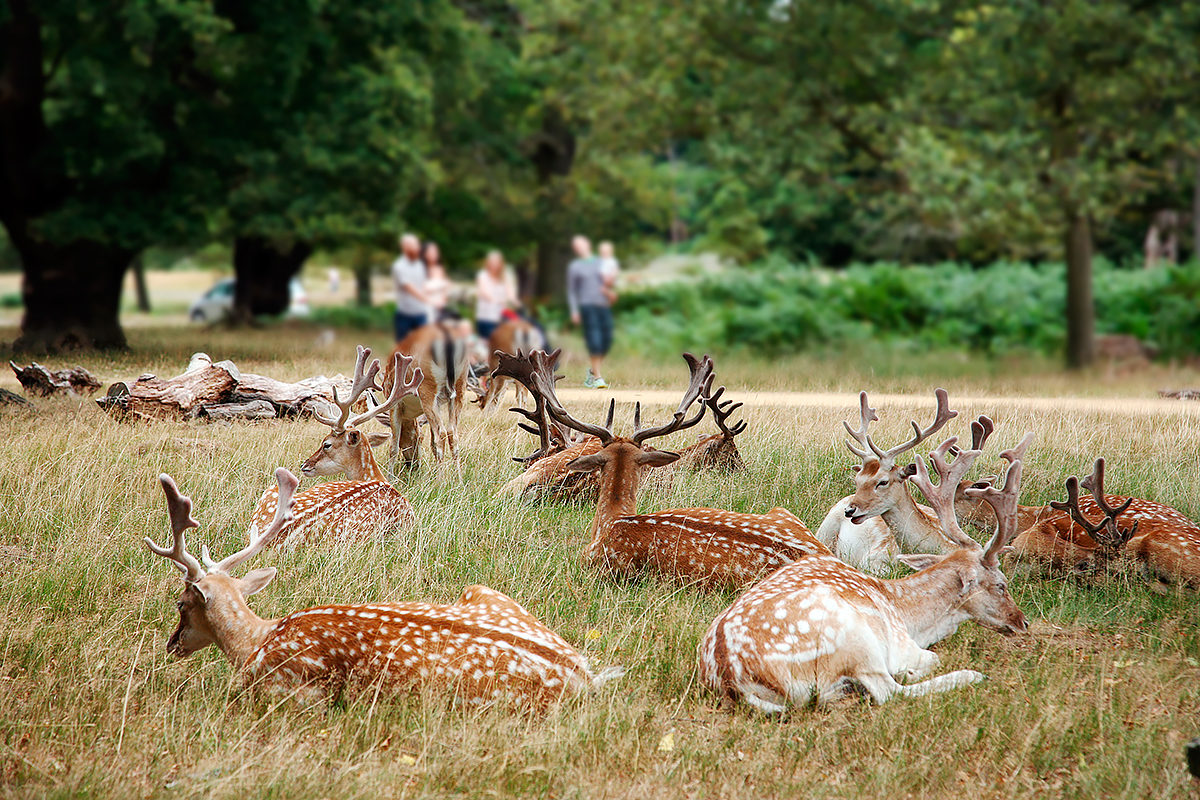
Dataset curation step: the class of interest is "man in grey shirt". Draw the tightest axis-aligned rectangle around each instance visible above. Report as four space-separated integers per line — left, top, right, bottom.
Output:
392 233 428 341
567 235 614 388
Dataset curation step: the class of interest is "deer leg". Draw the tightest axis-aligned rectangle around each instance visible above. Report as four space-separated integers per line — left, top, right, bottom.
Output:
420 384 444 461
446 389 463 460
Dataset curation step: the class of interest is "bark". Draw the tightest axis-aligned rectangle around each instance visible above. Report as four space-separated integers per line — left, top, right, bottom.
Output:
9 361 101 396
352 246 372 307
132 254 151 312
1194 156 1200 261
529 107 575 302
1065 211 1095 369
231 235 312 322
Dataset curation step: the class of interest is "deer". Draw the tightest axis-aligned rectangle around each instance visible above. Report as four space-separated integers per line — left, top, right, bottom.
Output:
247 346 420 549
668 384 747 473
698 432 1030 711
385 322 469 465
816 389 981 574
530 351 831 589
479 318 547 411
148 468 623 707
959 454 1200 586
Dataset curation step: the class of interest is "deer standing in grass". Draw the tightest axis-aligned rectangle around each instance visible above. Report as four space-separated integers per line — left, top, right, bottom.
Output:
532 351 830 588
958 454 1200 586
150 469 622 706
699 433 1030 711
386 322 469 465
816 390 985 573
479 319 547 411
248 346 419 549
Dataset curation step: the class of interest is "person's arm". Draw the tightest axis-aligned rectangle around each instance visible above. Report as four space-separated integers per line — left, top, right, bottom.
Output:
567 261 581 322
476 271 498 304
399 263 427 304
504 270 518 308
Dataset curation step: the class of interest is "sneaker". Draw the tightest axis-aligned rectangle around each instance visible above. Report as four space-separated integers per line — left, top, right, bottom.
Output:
593 375 608 389
584 369 596 388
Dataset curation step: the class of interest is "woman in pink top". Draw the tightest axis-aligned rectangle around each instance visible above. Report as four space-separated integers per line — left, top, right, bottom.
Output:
474 250 517 339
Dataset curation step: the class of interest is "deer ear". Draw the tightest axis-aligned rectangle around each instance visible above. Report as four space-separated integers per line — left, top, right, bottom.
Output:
637 449 681 467
895 553 941 572
238 567 277 597
346 430 360 446
957 571 979 597
566 453 607 473
367 431 391 448
898 463 918 480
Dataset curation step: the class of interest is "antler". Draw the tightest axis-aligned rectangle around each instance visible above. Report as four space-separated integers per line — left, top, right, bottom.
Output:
1048 459 1138 552
313 346 384 432
145 474 205 582
843 391 879 458
866 388 958 467
529 350 619 446
949 414 994 457
201 468 301 575
1000 430 1035 465
965 459 1024 567
706 385 747 438
493 348 573 462
348 352 421 430
908 437 982 549
631 353 713 445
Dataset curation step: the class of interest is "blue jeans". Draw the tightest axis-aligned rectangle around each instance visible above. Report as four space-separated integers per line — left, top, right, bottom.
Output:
580 305 614 356
394 311 427 342
476 319 500 340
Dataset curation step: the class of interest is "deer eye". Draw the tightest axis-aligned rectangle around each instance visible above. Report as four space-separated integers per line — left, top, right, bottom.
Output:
996 583 1007 594
323 442 331 450
877 479 889 488
176 600 185 612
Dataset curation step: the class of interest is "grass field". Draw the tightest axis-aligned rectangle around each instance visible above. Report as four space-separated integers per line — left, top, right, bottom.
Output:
1 326 1198 799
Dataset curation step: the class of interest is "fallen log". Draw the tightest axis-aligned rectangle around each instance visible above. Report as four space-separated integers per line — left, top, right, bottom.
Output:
0 388 31 407
1158 389 1200 400
196 399 279 421
10 362 101 396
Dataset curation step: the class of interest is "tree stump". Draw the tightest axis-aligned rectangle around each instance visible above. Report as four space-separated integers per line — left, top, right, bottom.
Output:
9 361 102 396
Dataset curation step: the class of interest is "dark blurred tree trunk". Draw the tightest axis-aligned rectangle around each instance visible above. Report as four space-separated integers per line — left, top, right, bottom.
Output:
231 236 312 323
1064 211 1095 369
1193 156 1200 261
132 254 151 312
529 107 575 303
352 246 372 307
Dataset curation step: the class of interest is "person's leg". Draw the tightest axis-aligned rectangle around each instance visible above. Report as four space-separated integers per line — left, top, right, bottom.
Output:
580 306 604 386
476 319 498 340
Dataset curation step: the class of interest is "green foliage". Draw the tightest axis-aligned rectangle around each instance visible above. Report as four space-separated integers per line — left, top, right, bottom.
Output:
617 261 1200 358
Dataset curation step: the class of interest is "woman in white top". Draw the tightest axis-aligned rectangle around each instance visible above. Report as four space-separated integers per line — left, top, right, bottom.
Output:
423 241 451 323
474 250 517 339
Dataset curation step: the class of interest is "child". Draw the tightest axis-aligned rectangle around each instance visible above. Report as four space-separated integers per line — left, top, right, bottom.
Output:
598 241 620 305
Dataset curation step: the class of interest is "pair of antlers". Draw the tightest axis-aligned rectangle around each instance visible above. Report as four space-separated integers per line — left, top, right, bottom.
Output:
145 467 300 582
1050 459 1138 552
314 345 422 433
843 388 959 469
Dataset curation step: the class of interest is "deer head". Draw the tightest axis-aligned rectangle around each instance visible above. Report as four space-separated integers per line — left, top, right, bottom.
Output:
303 346 422 481
841 389 959 525
492 348 575 464
1048 458 1139 571
145 468 299 661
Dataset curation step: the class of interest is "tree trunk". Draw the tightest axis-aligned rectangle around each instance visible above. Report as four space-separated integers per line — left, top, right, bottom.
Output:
529 107 576 303
10 236 133 351
352 246 372 307
1193 156 1200 261
1064 211 1095 369
132 254 151 312
231 235 312 322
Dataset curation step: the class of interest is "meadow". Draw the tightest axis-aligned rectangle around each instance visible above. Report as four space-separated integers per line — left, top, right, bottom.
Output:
1 325 1198 799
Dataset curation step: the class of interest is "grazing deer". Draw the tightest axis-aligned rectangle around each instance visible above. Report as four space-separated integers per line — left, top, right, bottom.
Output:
149 469 622 706
698 434 1030 711
480 319 547 411
531 351 830 589
385 322 469 465
816 390 980 573
248 346 419 549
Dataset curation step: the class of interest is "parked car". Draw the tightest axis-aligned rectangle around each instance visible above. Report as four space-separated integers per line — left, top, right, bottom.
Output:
189 278 310 322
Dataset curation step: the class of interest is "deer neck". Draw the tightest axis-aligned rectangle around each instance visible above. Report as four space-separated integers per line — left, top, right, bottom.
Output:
590 453 642 544
207 592 279 668
881 488 954 552
347 445 387 483
882 560 974 648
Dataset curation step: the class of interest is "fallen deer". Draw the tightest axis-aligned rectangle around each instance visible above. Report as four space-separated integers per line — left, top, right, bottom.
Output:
149 469 622 706
248 346 418 549
699 434 1029 711
817 390 984 573
532 351 829 588
385 322 469 465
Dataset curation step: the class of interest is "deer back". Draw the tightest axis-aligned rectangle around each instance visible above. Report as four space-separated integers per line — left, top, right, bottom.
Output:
248 480 413 549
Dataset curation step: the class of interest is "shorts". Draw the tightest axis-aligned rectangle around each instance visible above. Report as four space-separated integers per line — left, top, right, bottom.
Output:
394 311 427 342
476 319 500 340
579 305 614 356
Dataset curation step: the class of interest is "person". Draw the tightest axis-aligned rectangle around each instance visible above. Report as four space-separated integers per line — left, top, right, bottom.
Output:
391 233 428 341
423 241 451 323
567 235 613 388
474 250 517 340
598 240 620 305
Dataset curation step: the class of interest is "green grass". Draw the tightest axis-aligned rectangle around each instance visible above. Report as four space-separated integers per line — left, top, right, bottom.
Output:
1 325 1198 798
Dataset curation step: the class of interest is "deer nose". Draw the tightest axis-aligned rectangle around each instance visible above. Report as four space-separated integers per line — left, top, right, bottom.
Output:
844 505 858 519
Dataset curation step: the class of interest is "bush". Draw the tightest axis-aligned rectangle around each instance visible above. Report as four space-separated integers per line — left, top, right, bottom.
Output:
0 292 21 309
615 260 1200 359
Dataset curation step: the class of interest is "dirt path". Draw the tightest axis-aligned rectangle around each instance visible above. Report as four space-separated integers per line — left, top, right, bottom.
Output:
554 388 1200 416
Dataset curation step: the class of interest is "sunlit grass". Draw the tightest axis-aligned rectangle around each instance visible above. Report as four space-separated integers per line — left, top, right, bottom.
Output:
1 326 1198 798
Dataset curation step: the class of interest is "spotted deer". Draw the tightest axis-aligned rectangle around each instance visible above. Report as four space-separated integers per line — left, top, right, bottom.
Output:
247 346 418 549
531 351 830 589
386 322 469 465
671 384 747 472
698 434 1029 711
816 390 982 573
149 469 622 706
480 318 547 411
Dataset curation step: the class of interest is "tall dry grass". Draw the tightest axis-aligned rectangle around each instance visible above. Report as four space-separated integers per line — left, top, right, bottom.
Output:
1 327 1198 799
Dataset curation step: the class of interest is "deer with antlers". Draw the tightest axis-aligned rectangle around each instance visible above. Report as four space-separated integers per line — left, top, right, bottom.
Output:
667 385 747 473
699 432 1030 711
247 346 419 549
479 319 547 411
816 390 987 573
384 322 470 466
529 351 829 588
149 469 622 706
